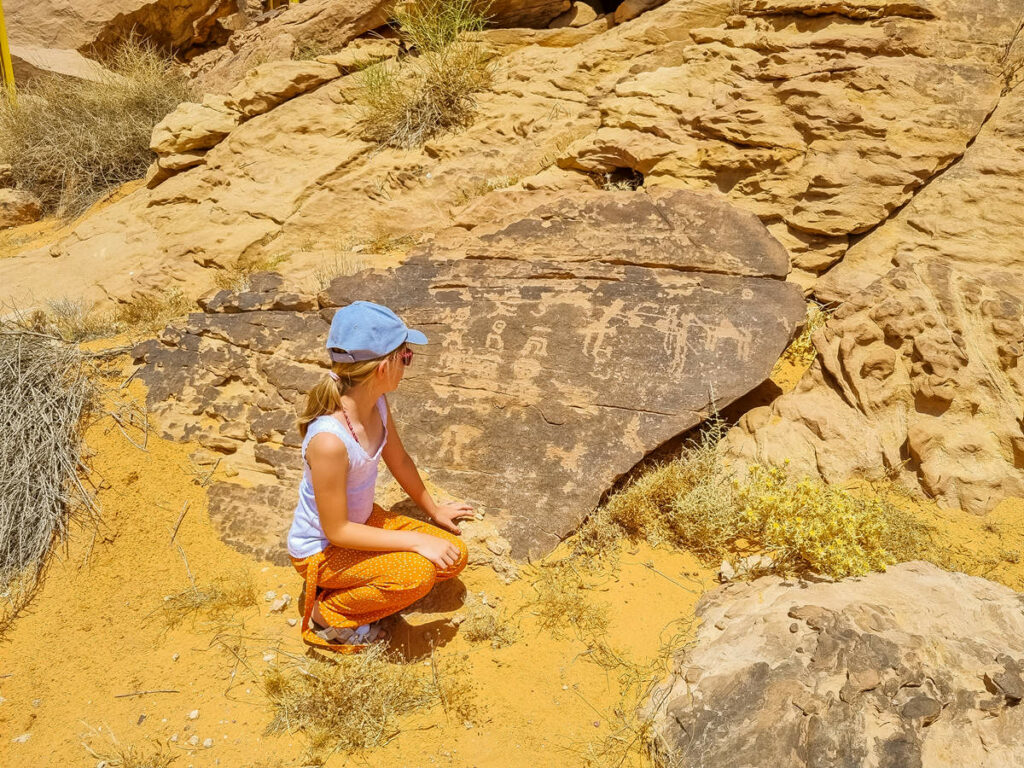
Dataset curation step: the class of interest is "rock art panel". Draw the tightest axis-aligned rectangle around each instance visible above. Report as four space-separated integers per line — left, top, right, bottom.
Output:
721 258 1024 515
133 190 804 561
649 561 1024 768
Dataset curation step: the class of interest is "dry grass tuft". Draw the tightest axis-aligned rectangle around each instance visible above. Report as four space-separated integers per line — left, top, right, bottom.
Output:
456 591 517 648
778 301 831 368
360 0 493 148
578 421 930 580
213 254 289 292
262 645 437 759
0 327 97 631
531 560 608 639
113 289 194 335
82 727 177 768
156 572 257 631
0 43 192 217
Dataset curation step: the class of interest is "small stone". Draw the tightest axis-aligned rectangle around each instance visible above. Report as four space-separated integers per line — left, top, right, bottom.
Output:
188 709 200 720
172 653 180 661
463 720 474 729
789 623 799 633
718 560 736 582
203 738 214 749
11 733 30 743
562 685 569 690
269 594 291 613
901 695 942 724
31 698 40 708
592 720 600 728
170 733 179 743
287 618 297 627
187 734 200 747
264 590 276 602
263 652 275 662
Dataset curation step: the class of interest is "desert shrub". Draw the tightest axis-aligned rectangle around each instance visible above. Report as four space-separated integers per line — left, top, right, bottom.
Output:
360 0 493 148
156 572 257 630
779 301 831 368
113 288 194 334
82 728 177 768
531 560 608 638
0 43 192 217
262 646 436 757
457 591 517 648
583 425 929 580
0 328 97 631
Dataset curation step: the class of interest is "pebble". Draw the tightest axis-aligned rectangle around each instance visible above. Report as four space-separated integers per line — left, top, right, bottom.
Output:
263 653 275 662
202 738 214 749
269 594 291 613
169 734 179 743
287 618 297 627
188 709 199 720
31 698 41 708
463 720 474 730
172 653 180 662
11 733 30 743
187 734 200 747
264 590 276 602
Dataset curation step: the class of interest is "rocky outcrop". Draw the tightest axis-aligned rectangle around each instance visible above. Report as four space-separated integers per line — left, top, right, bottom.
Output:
649 561 1024 767
0 191 42 230
187 0 391 93
4 0 233 58
5 0 1023 308
816 79 1024 304
131 189 804 561
720 258 1024 515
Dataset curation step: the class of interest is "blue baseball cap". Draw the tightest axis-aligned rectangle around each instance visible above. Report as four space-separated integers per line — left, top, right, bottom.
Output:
326 301 428 363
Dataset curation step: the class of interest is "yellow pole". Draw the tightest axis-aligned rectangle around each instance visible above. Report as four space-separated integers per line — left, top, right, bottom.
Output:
0 0 14 100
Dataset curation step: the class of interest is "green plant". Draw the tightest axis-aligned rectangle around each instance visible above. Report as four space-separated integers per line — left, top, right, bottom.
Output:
778 302 830 368
360 0 493 148
0 43 192 217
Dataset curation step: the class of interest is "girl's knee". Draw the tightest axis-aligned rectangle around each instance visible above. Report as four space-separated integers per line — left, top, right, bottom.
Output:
401 554 438 594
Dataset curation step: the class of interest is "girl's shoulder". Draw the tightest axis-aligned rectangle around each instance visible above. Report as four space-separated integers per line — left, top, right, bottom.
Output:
303 415 351 452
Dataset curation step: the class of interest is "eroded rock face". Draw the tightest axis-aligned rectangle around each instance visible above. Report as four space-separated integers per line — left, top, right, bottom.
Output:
649 561 1024 768
0 191 43 230
132 190 804 562
720 258 1024 514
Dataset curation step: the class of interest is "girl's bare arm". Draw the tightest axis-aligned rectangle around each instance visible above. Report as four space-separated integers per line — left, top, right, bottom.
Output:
307 433 459 567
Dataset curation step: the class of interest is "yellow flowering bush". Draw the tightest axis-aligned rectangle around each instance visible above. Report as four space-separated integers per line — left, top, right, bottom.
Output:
589 424 929 579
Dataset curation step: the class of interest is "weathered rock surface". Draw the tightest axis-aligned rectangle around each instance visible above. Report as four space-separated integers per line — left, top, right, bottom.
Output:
721 258 1024 514
132 190 804 561
222 59 342 117
4 0 232 57
187 0 390 93
9 44 112 84
0 191 43 230
150 99 244 156
649 561 1024 768
816 78 1024 304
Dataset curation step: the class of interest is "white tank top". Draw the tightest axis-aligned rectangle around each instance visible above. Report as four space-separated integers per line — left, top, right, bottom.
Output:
287 396 388 559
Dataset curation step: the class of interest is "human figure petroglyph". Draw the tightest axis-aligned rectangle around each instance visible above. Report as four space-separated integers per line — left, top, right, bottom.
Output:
580 300 626 364
485 320 507 352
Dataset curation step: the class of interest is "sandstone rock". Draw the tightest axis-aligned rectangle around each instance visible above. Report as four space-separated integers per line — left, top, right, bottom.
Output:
9 44 111 85
720 258 1024 514
0 166 13 188
489 0 573 27
0 190 43 229
614 0 668 23
132 190 804 560
188 0 391 93
223 60 342 117
649 561 1024 768
4 0 231 55
549 2 600 28
317 38 399 73
816 73 1024 304
150 100 243 156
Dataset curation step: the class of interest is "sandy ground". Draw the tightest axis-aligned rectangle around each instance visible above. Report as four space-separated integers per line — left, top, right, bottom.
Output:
2 345 1024 768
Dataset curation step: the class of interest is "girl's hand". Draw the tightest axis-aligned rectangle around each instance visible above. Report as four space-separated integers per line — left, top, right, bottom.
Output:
430 501 475 534
412 533 462 569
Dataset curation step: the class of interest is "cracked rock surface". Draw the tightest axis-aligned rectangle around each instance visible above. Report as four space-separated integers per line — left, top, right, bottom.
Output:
649 561 1024 768
132 189 804 561
720 257 1024 515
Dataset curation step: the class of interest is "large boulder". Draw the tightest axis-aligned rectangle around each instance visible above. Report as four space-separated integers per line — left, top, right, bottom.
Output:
4 0 232 57
649 561 1024 768
132 189 804 562
720 257 1024 515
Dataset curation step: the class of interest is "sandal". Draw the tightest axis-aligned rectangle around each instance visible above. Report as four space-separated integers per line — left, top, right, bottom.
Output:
311 620 386 648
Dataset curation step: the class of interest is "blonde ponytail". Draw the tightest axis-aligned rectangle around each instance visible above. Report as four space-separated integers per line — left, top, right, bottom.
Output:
297 352 398 438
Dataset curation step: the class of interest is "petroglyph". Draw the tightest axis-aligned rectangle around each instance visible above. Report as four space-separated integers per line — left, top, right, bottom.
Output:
135 190 804 560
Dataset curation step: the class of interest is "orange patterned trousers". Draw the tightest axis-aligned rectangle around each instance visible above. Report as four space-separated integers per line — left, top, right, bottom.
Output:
291 505 468 650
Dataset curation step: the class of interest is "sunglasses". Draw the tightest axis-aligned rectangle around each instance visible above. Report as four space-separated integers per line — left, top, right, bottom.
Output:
399 348 414 366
